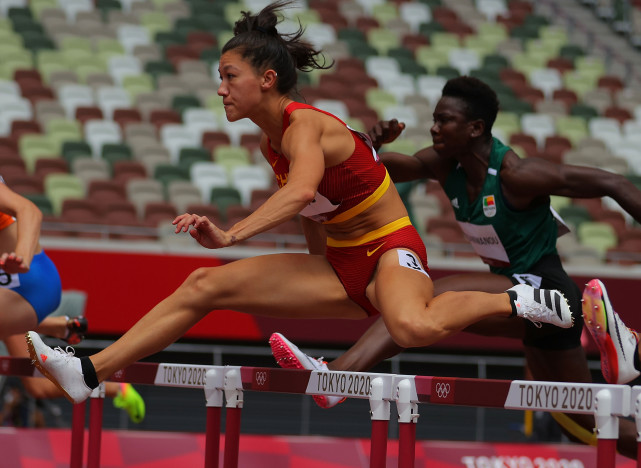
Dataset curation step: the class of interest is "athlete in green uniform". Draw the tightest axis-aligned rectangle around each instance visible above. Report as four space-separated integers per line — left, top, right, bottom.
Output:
270 76 641 458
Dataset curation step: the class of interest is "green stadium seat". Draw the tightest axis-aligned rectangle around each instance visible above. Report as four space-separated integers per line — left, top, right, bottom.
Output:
46 118 84 152
140 11 173 37
102 143 133 165
172 94 202 115
178 147 210 170
122 74 155 97
415 46 449 74
577 221 618 255
213 145 251 168
418 21 445 39
145 60 175 81
559 204 592 231
154 164 190 187
200 47 221 65
434 65 460 80
365 88 398 118
559 44 585 63
24 192 54 215
61 141 93 166
210 186 242 221
570 103 599 120
44 173 85 215
19 134 59 173
367 28 400 55
96 0 123 15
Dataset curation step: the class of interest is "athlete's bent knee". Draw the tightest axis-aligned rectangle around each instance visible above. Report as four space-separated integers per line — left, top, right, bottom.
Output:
180 266 237 305
180 267 220 298
387 315 440 349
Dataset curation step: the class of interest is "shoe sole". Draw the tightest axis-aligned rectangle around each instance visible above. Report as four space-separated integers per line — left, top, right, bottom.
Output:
26 332 76 404
269 334 340 409
582 279 619 384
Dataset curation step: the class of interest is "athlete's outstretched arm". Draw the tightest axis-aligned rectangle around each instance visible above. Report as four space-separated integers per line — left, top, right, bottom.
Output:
502 155 641 222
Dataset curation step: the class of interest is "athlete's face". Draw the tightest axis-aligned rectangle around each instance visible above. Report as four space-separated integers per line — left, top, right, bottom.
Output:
430 96 476 155
217 50 264 122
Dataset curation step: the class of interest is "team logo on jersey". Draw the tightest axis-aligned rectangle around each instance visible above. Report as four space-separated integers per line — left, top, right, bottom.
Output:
482 195 496 217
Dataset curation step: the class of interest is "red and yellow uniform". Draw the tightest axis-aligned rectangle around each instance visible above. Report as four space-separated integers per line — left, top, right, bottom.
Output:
267 103 428 316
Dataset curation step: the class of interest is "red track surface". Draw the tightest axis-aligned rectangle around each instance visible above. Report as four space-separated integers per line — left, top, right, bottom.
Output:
0 428 635 468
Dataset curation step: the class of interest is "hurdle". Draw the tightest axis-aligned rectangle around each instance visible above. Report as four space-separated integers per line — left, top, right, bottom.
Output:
2 355 640 467
215 367 636 468
391 374 631 468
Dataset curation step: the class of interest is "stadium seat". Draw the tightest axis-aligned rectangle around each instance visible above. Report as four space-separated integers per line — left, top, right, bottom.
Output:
44 172 85 215
159 123 200 163
72 157 110 188
229 165 272 207
96 86 132 120
84 119 123 157
210 186 242 221
189 161 229 203
577 221 618 255
520 113 555 148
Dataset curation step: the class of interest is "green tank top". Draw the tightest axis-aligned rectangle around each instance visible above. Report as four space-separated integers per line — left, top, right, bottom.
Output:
442 137 559 276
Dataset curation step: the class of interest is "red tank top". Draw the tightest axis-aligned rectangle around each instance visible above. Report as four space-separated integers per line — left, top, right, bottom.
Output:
266 102 387 223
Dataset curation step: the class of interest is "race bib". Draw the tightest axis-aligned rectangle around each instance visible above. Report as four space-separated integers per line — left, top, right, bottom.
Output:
0 269 20 289
397 250 429 277
299 192 340 222
458 222 510 268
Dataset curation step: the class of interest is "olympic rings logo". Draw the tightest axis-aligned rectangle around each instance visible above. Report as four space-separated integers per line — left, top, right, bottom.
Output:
255 371 267 386
435 382 451 399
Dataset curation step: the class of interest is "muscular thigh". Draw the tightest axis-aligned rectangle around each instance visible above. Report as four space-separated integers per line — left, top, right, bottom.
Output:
0 289 38 339
366 248 433 321
188 253 368 320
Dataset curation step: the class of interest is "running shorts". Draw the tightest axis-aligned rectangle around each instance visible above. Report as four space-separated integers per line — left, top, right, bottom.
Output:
0 250 62 323
325 219 428 316
510 254 583 350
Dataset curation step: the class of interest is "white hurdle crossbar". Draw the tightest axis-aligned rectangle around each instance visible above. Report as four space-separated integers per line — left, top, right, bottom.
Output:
1 356 635 468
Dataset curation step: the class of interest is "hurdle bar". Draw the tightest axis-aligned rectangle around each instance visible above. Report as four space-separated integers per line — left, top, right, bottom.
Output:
391 375 631 468
3 355 637 467
214 366 396 468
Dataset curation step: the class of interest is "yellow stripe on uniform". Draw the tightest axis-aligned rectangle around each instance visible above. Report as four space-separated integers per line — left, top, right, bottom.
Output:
323 171 391 224
326 217 412 247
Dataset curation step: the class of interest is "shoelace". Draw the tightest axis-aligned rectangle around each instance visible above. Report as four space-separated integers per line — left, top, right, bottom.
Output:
520 305 548 328
304 355 327 371
52 345 77 360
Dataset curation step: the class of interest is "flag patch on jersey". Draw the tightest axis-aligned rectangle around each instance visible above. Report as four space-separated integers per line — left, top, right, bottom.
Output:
483 195 496 217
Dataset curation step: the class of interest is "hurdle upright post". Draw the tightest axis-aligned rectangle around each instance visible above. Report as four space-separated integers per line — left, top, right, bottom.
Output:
634 391 641 468
595 388 618 468
204 368 225 468
395 378 418 468
369 377 389 468
87 383 106 468
223 367 243 468
70 402 86 468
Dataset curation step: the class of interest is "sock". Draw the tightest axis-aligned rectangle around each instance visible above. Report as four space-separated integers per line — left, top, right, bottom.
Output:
507 289 518 317
79 356 99 390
